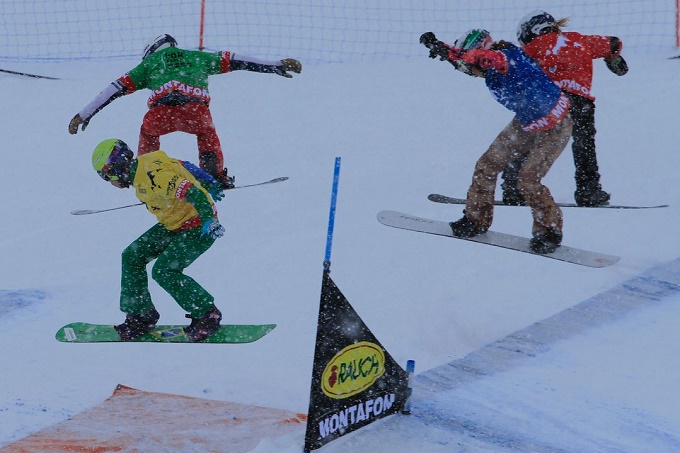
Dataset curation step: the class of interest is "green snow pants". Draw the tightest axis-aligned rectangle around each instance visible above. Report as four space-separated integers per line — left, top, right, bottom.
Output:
120 223 216 318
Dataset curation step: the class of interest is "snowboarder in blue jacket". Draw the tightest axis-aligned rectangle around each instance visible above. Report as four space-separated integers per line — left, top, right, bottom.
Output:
420 29 573 253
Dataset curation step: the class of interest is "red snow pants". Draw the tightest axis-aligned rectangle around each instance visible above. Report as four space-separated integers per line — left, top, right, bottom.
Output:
138 102 224 168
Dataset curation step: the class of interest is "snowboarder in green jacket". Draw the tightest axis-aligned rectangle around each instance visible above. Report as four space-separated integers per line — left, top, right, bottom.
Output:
70 34 302 189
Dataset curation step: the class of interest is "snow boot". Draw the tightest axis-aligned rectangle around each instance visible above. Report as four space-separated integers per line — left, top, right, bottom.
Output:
574 187 610 207
449 216 488 238
184 305 222 341
199 153 235 189
529 229 563 254
114 308 160 340
217 168 235 190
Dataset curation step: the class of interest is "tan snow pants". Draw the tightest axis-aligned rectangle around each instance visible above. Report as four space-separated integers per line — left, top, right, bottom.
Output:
463 114 573 238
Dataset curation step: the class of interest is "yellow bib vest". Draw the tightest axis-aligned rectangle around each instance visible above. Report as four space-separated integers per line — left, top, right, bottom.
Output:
133 151 215 231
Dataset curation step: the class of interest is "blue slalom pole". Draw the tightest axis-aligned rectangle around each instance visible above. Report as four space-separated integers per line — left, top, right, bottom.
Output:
402 359 415 414
323 157 341 272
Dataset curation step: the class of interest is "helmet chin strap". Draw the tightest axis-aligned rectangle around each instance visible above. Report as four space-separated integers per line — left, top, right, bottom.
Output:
117 159 134 187
116 172 131 188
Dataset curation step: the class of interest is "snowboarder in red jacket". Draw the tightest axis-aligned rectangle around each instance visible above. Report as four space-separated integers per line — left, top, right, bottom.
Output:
502 11 628 207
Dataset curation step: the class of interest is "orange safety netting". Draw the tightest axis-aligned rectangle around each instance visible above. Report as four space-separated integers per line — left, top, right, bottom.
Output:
2 384 307 453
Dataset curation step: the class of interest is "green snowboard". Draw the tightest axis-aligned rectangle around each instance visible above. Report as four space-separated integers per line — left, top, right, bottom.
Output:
56 322 276 344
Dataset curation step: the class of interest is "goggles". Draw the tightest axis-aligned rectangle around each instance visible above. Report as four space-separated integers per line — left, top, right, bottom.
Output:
98 142 132 182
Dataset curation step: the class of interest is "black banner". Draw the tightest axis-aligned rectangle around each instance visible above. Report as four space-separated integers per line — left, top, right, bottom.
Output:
303 271 409 452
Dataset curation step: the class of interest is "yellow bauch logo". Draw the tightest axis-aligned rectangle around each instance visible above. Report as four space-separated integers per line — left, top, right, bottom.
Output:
321 342 385 399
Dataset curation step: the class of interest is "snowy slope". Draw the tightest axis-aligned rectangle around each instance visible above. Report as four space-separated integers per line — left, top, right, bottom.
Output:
1 46 680 451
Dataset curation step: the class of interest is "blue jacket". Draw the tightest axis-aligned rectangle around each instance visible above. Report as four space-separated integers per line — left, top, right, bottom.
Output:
484 44 566 129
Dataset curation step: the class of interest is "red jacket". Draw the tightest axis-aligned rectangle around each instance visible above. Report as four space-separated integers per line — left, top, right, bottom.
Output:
522 31 620 101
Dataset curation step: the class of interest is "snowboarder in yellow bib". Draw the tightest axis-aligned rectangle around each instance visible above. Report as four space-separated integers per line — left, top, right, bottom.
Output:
91 138 226 341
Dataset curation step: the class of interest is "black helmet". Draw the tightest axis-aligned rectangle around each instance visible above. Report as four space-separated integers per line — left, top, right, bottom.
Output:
517 10 557 45
143 34 177 59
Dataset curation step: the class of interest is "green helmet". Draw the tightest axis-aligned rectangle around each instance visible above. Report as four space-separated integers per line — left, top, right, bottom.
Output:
92 139 134 186
454 29 493 51
452 29 493 77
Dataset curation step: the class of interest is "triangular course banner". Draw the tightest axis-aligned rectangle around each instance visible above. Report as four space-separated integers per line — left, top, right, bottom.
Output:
303 271 409 451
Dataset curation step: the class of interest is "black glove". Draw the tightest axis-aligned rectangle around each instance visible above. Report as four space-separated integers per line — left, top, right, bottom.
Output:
420 32 449 60
68 113 90 134
419 32 437 47
605 55 628 76
275 58 302 78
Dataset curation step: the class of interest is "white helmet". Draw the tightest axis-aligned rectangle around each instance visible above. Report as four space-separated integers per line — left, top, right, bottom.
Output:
142 34 177 59
517 10 557 45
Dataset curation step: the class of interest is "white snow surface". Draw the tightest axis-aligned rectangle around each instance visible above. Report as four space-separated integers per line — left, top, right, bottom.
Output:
1 47 680 452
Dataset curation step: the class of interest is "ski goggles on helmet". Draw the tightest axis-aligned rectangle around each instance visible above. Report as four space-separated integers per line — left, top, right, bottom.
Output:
98 141 133 182
452 29 493 77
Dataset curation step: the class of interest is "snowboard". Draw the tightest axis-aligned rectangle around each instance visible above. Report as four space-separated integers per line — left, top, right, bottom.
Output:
427 193 668 209
56 322 276 344
71 177 289 215
229 176 289 190
377 210 620 268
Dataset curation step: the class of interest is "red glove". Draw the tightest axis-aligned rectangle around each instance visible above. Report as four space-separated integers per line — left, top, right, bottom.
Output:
461 49 508 74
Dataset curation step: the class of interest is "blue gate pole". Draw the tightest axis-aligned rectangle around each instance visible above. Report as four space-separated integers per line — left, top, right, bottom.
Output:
323 157 341 272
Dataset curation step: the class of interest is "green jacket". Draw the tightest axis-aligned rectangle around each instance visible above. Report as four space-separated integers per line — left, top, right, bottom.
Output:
77 48 286 120
121 47 229 106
